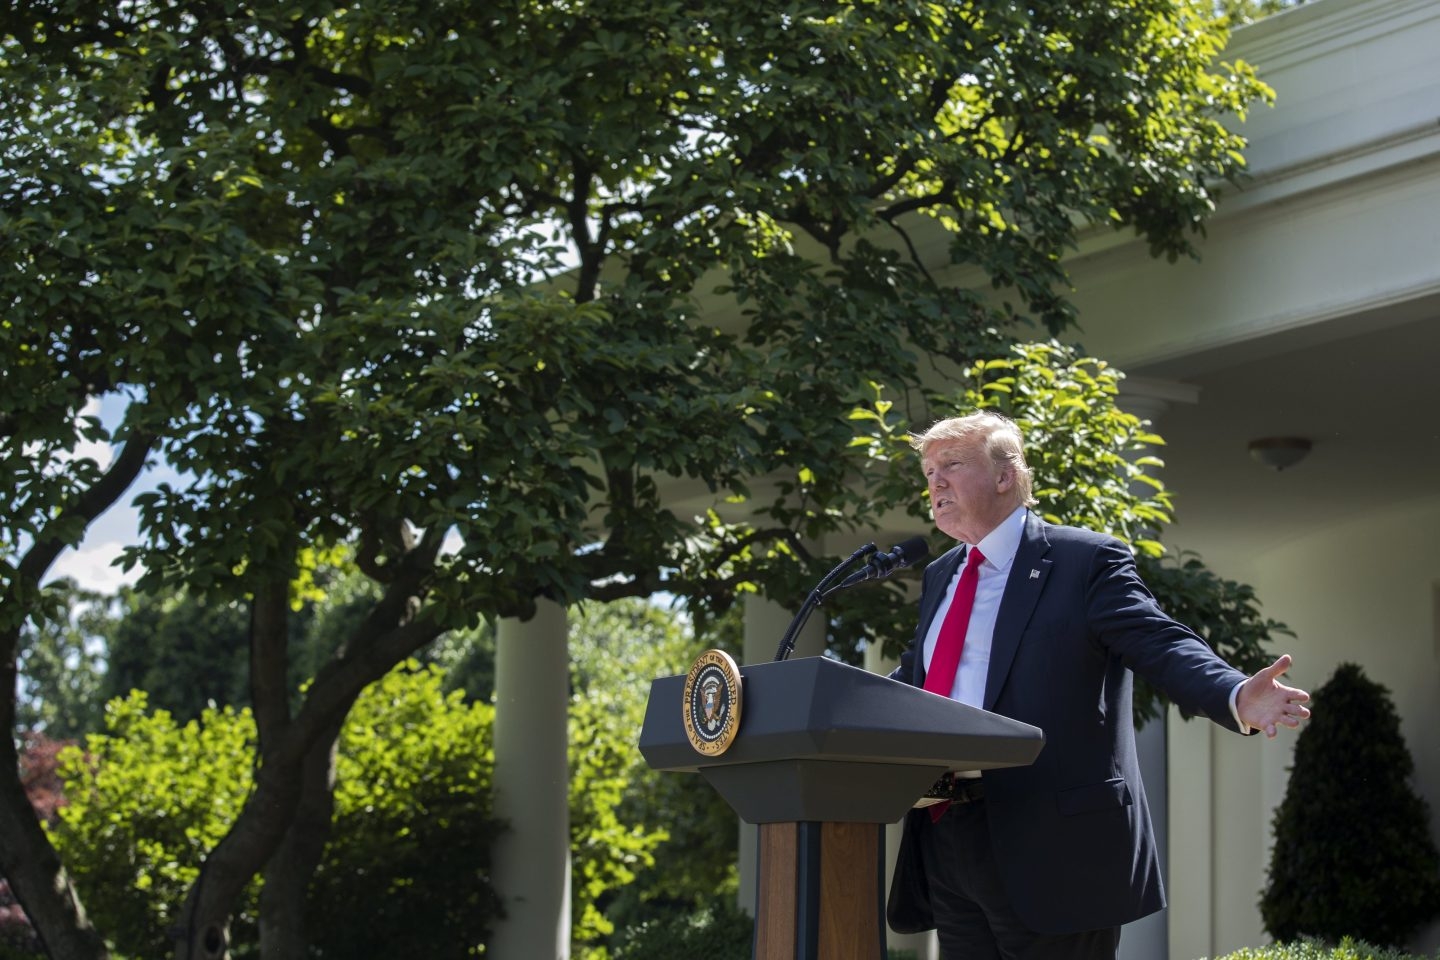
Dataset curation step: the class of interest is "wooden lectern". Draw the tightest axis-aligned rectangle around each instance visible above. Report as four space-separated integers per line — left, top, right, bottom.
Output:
639 656 1044 960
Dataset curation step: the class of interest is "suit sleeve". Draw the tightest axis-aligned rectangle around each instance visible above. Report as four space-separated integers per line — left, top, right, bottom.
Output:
1084 537 1249 733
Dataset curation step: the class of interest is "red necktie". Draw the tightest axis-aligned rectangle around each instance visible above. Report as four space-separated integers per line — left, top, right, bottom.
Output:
923 546 986 697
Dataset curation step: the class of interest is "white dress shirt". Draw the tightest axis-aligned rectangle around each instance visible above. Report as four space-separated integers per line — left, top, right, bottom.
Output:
921 506 1027 707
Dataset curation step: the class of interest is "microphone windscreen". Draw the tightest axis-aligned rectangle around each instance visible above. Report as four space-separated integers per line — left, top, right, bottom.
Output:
894 536 930 568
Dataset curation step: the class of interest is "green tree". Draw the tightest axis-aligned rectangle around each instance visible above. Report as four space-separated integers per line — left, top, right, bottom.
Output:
99 561 377 724
609 603 747 938
50 694 260 960
1 2 1272 957
47 663 505 960
1260 663 1440 948
304 663 504 960
100 588 251 724
565 599 742 958
568 602 671 955
1217 0 1306 27
15 581 111 739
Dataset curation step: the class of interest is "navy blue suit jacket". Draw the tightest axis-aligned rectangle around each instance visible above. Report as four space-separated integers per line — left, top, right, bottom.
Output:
888 512 1249 935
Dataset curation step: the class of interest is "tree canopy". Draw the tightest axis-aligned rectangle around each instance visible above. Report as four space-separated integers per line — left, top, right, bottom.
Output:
1 1 1272 957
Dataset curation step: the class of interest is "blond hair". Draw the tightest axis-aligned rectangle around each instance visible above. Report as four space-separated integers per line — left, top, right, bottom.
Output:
910 411 1037 508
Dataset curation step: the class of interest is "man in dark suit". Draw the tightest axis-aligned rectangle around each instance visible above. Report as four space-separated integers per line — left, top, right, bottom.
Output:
887 412 1310 959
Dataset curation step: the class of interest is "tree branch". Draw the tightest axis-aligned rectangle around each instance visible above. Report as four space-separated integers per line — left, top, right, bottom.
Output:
8 429 156 647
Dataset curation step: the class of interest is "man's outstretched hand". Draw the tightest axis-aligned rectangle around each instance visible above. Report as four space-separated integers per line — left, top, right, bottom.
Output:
1237 654 1311 739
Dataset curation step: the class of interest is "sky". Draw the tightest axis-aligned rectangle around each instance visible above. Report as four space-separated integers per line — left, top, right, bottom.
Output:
45 395 159 595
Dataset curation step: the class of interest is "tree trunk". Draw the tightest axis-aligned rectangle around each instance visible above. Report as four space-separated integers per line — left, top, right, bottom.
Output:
258 722 340 960
171 576 302 960
172 578 444 960
0 654 111 960
0 432 152 960
173 758 297 959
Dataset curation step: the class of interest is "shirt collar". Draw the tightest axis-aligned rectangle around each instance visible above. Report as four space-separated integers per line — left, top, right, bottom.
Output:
967 505 1027 574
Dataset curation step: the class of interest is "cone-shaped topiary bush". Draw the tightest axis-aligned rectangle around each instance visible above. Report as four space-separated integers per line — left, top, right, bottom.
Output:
1261 662 1440 947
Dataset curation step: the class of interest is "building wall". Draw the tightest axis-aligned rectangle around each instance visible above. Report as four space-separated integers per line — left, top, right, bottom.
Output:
1247 494 1440 955
1164 498 1440 958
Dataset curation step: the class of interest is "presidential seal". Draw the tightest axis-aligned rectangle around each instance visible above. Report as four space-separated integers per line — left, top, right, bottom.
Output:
682 649 743 756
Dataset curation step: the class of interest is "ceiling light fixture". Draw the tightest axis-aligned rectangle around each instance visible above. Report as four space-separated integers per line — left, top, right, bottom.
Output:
1248 437 1312 471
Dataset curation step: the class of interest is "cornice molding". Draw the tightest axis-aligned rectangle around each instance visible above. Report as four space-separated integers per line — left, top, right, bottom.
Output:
1229 0 1440 71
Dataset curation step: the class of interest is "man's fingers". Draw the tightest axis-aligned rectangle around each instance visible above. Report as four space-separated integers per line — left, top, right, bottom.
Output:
1263 653 1293 680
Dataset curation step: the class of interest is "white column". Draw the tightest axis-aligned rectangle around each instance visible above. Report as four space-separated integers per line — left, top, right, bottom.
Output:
490 599 571 959
1120 713 1169 960
1167 704 1216 960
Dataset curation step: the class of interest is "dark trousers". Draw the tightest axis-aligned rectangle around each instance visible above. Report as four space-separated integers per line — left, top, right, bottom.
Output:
917 800 1120 960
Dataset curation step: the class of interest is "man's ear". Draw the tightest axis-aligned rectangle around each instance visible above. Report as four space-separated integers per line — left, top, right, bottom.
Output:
994 463 1015 495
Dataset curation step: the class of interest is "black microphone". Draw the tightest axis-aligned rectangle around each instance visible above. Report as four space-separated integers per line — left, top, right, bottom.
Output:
831 536 930 590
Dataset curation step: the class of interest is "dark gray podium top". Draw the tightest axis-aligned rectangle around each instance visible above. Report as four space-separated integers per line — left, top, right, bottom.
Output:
639 656 1044 823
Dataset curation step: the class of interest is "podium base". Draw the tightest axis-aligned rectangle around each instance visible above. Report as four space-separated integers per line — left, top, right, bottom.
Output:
754 821 885 960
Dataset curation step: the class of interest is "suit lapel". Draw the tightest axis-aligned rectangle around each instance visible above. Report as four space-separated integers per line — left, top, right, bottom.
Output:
983 513 1052 712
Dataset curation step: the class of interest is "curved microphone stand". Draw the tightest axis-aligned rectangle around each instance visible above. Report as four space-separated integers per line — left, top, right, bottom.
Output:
771 542 877 662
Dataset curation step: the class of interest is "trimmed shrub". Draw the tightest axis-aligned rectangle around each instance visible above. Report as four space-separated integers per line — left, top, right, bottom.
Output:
306 663 504 958
1214 936 1436 959
1260 663 1440 947
610 899 753 960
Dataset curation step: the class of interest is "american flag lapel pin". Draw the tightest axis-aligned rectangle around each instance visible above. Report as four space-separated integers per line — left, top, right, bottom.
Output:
1029 569 1040 579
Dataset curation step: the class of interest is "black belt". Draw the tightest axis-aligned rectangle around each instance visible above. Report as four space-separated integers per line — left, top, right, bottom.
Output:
924 772 985 804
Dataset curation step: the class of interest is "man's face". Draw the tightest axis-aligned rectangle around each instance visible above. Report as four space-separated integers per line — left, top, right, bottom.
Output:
922 437 1010 544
